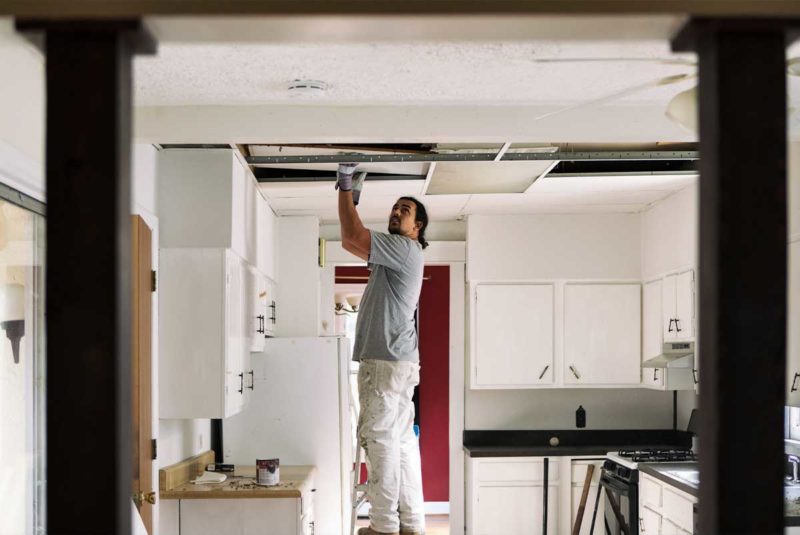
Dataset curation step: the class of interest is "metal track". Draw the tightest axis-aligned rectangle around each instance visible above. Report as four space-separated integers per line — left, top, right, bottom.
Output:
246 151 699 164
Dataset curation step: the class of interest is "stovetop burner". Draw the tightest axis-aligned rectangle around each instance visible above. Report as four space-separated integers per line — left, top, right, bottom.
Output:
616 448 696 463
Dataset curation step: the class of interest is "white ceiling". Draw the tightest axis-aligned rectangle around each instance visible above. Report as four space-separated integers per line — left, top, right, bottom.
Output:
127 23 795 222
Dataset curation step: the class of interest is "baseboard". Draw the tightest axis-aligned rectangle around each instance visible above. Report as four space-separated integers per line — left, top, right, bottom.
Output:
0 140 44 201
356 501 450 516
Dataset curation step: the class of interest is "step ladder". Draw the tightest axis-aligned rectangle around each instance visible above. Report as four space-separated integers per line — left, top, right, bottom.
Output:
350 442 369 535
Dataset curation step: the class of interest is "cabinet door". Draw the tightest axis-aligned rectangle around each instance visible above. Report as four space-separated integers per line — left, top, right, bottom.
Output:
229 157 248 261
641 506 662 535
474 484 557 535
564 284 642 385
244 171 258 265
642 279 664 389
225 252 247 417
788 242 800 406
474 284 554 387
674 270 695 341
181 498 299 535
662 275 678 342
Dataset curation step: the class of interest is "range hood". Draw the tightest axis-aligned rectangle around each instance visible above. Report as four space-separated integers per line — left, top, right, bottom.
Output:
642 341 695 368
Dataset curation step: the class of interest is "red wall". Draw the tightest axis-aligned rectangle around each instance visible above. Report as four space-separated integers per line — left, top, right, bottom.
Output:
336 265 450 502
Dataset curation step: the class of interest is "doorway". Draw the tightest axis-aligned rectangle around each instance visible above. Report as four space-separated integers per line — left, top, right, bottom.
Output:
336 264 451 532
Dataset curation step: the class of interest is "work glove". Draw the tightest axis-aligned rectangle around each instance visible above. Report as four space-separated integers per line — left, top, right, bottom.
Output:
335 163 358 191
336 163 367 206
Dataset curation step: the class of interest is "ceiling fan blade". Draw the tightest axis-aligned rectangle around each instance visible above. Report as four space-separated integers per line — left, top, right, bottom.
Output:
531 73 697 124
532 57 697 66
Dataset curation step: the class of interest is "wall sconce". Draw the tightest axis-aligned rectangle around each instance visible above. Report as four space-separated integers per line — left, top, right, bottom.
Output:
334 294 363 315
2 283 25 364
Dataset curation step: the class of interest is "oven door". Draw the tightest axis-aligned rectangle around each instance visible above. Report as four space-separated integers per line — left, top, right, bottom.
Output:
599 471 638 535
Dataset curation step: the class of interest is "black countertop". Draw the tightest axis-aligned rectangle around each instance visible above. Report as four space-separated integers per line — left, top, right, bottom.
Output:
463 429 693 458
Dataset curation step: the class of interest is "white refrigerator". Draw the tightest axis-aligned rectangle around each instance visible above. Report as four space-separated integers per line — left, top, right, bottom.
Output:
223 336 354 535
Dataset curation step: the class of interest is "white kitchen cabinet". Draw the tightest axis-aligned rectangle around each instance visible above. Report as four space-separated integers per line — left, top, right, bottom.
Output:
640 506 662 534
638 473 697 535
179 494 314 535
642 279 664 389
256 192 279 281
662 271 695 342
563 284 641 385
787 241 800 406
159 248 250 418
643 274 696 391
157 149 259 264
467 457 558 535
570 460 605 535
472 284 555 388
247 266 268 352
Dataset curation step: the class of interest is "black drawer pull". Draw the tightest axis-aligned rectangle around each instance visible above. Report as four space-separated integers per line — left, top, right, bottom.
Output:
792 373 800 392
538 365 549 380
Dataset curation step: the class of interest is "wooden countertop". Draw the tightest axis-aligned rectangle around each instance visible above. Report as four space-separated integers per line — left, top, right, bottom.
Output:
160 465 317 500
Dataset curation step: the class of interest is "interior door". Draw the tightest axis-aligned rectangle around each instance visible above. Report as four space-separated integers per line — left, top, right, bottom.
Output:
131 215 154 533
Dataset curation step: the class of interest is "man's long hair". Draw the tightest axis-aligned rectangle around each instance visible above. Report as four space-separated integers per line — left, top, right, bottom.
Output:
399 196 429 249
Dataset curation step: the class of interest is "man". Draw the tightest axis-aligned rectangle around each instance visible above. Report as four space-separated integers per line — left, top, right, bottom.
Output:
336 162 429 535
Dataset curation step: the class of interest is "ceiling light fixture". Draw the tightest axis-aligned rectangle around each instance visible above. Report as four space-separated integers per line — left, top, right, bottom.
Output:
287 79 329 96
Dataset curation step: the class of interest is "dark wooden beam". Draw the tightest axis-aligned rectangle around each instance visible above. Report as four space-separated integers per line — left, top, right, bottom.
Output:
15 20 155 535
673 19 793 534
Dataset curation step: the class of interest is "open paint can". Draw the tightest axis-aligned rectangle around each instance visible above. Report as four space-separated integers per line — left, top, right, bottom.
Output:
256 458 280 486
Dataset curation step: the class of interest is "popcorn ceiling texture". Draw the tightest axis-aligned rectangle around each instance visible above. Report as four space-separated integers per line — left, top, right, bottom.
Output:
134 41 698 106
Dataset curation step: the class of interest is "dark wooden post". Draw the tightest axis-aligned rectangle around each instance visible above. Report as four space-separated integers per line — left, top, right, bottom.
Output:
15 20 155 535
673 20 794 534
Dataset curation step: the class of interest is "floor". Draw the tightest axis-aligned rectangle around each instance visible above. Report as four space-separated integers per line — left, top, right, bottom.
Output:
355 514 449 535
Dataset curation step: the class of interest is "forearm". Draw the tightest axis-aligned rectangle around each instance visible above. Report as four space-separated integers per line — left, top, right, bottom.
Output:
338 189 364 242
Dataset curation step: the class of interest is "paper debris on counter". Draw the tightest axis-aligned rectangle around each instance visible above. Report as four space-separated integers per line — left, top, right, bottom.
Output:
191 471 227 484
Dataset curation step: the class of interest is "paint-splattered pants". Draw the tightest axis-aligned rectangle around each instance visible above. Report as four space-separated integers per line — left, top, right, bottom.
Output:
358 359 425 534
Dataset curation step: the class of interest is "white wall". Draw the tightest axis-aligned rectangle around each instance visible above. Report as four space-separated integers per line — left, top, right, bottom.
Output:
276 216 321 337
320 220 466 242
641 182 698 281
467 213 642 281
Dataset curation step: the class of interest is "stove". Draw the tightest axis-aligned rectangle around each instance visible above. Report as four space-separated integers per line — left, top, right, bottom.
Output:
607 447 697 469
598 448 696 535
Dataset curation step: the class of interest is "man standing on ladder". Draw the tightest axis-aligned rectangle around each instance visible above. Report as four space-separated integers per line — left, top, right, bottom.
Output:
337 162 429 535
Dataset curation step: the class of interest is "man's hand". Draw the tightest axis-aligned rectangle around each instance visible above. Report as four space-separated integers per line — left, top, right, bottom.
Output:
335 163 358 191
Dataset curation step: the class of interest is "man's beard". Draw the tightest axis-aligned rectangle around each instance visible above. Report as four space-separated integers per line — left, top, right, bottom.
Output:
388 225 401 235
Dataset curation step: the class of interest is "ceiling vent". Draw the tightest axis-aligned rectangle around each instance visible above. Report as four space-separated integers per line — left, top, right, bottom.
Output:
287 79 329 96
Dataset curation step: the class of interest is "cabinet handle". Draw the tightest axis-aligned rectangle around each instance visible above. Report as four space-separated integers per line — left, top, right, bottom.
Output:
538 365 549 380
675 318 682 332
569 365 581 380
640 518 645 532
269 301 277 324
693 369 698 385
668 318 674 332
247 370 255 390
792 373 800 392
238 372 244 394
653 369 658 381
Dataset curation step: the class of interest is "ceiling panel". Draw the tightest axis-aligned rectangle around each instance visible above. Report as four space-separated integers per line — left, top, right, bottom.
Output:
427 161 556 195
258 179 424 198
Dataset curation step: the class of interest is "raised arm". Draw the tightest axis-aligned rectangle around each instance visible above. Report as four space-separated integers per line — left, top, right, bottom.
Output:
337 164 371 260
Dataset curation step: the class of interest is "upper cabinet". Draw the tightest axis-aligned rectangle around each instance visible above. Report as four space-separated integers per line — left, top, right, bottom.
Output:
472 284 554 388
256 192 278 281
157 149 276 273
159 248 250 419
563 284 642 385
663 271 695 342
642 279 664 389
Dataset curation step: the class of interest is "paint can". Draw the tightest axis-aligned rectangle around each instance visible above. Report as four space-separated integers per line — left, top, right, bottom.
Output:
256 458 280 486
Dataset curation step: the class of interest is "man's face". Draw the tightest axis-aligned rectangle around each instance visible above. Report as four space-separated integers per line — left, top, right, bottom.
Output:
388 199 420 238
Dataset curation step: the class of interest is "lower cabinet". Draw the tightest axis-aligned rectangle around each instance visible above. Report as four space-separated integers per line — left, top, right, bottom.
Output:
179 496 314 535
638 473 696 535
467 456 606 535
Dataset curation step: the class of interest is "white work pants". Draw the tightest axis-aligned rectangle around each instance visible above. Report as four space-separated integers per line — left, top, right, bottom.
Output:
357 359 425 534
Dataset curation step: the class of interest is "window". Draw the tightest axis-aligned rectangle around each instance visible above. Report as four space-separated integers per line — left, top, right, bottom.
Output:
0 195 46 535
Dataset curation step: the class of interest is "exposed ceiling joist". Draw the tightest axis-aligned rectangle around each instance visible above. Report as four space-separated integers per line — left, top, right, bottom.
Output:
246 150 699 164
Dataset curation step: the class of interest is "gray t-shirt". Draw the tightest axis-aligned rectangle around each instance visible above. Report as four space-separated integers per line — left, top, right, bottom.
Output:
352 230 424 362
